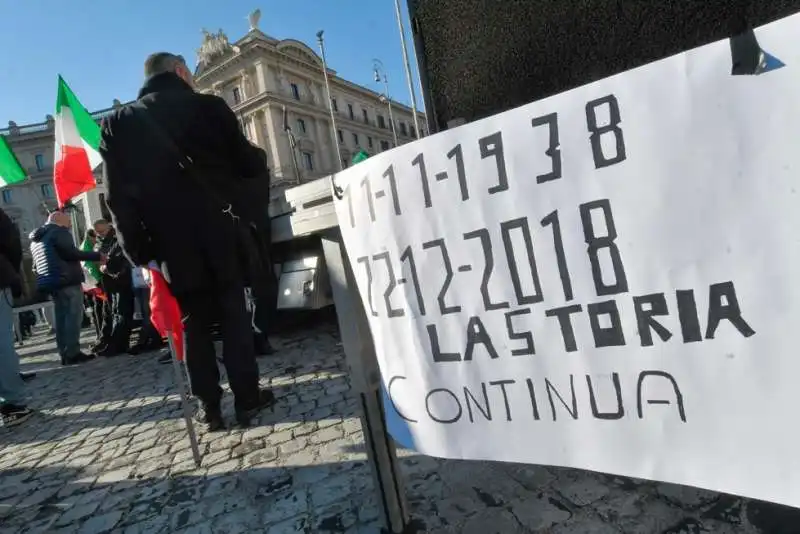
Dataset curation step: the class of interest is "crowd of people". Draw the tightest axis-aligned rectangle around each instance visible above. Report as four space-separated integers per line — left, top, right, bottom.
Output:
0 51 281 430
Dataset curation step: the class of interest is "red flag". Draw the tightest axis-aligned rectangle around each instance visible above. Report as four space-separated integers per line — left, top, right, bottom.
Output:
85 286 107 301
148 269 184 361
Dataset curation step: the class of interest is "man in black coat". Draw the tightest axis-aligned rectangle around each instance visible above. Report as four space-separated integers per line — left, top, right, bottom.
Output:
93 219 134 357
98 52 274 430
30 211 102 365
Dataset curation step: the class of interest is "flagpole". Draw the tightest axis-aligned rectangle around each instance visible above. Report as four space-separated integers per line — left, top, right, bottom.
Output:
374 61 399 146
316 31 344 171
393 0 421 139
168 332 202 468
282 105 302 184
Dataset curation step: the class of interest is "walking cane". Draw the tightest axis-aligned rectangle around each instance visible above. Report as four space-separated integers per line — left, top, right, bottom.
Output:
167 331 202 468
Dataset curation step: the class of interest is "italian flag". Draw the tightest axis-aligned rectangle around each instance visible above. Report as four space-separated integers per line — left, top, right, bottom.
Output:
0 136 25 187
54 75 101 207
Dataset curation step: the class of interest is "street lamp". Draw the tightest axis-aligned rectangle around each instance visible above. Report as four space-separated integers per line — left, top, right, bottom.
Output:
316 30 344 172
393 0 421 139
373 60 399 146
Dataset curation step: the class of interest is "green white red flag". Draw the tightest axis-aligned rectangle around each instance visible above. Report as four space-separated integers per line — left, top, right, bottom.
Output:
0 136 26 187
54 75 101 207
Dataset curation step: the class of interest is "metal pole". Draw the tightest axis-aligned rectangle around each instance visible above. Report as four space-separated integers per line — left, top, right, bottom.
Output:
316 31 344 172
393 0 421 139
384 81 399 147
168 333 202 468
68 204 81 246
283 106 303 184
288 141 302 184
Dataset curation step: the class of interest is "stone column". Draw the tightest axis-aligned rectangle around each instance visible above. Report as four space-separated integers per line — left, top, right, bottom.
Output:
264 105 288 179
252 109 267 149
254 61 267 93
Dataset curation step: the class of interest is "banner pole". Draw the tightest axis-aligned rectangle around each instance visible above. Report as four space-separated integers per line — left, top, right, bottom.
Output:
167 332 202 468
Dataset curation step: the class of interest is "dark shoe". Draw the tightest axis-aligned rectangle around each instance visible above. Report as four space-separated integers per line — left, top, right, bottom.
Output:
128 344 146 356
254 335 276 357
195 405 225 432
90 343 108 354
235 389 276 427
19 372 36 382
158 352 172 365
0 404 33 427
64 352 95 365
96 347 125 358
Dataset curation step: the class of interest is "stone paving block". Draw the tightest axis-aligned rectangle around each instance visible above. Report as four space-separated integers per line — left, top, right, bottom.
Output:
212 507 262 533
558 474 613 507
231 439 265 458
552 515 624 534
77 511 123 534
265 515 310 533
242 447 279 468
657 483 721 509
54 500 102 527
312 500 359 533
206 458 241 476
200 449 231 467
281 449 318 467
265 430 293 446
262 489 309 526
201 475 239 499
460 508 524 534
311 473 353 508
121 513 169 534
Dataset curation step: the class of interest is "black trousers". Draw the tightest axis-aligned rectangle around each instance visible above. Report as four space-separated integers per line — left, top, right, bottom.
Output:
251 268 278 336
176 283 260 411
107 286 134 351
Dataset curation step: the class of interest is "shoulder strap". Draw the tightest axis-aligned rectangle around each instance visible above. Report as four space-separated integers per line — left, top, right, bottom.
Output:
134 109 240 222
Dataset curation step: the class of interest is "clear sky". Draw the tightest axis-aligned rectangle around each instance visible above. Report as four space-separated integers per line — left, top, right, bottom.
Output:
0 0 423 126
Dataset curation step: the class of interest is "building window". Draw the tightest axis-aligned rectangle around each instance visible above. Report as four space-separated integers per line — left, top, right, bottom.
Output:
410 126 416 138
1 190 12 204
368 136 373 149
34 154 45 171
302 152 314 171
377 115 386 129
232 87 241 104
342 158 349 169
337 129 344 143
41 183 53 199
291 83 300 100
331 97 338 112
352 133 359 146
380 140 390 151
400 122 408 136
362 109 369 124
348 104 354 120
297 118 307 134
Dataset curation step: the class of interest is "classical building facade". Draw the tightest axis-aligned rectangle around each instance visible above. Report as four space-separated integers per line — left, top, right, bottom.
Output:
0 16 426 266
193 21 426 196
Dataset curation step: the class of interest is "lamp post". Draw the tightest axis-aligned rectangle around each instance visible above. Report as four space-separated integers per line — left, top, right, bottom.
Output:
373 60 399 146
393 0 421 139
316 30 344 172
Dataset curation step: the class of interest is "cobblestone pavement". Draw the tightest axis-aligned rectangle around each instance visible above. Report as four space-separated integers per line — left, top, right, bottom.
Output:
0 313 798 533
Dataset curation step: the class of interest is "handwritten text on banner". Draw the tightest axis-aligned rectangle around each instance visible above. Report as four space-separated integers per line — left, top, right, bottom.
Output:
333 13 800 508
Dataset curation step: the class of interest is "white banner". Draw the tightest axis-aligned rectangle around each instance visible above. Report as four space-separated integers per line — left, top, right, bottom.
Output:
333 14 800 507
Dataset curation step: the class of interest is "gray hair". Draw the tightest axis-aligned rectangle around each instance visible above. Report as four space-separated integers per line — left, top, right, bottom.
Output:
144 52 186 78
